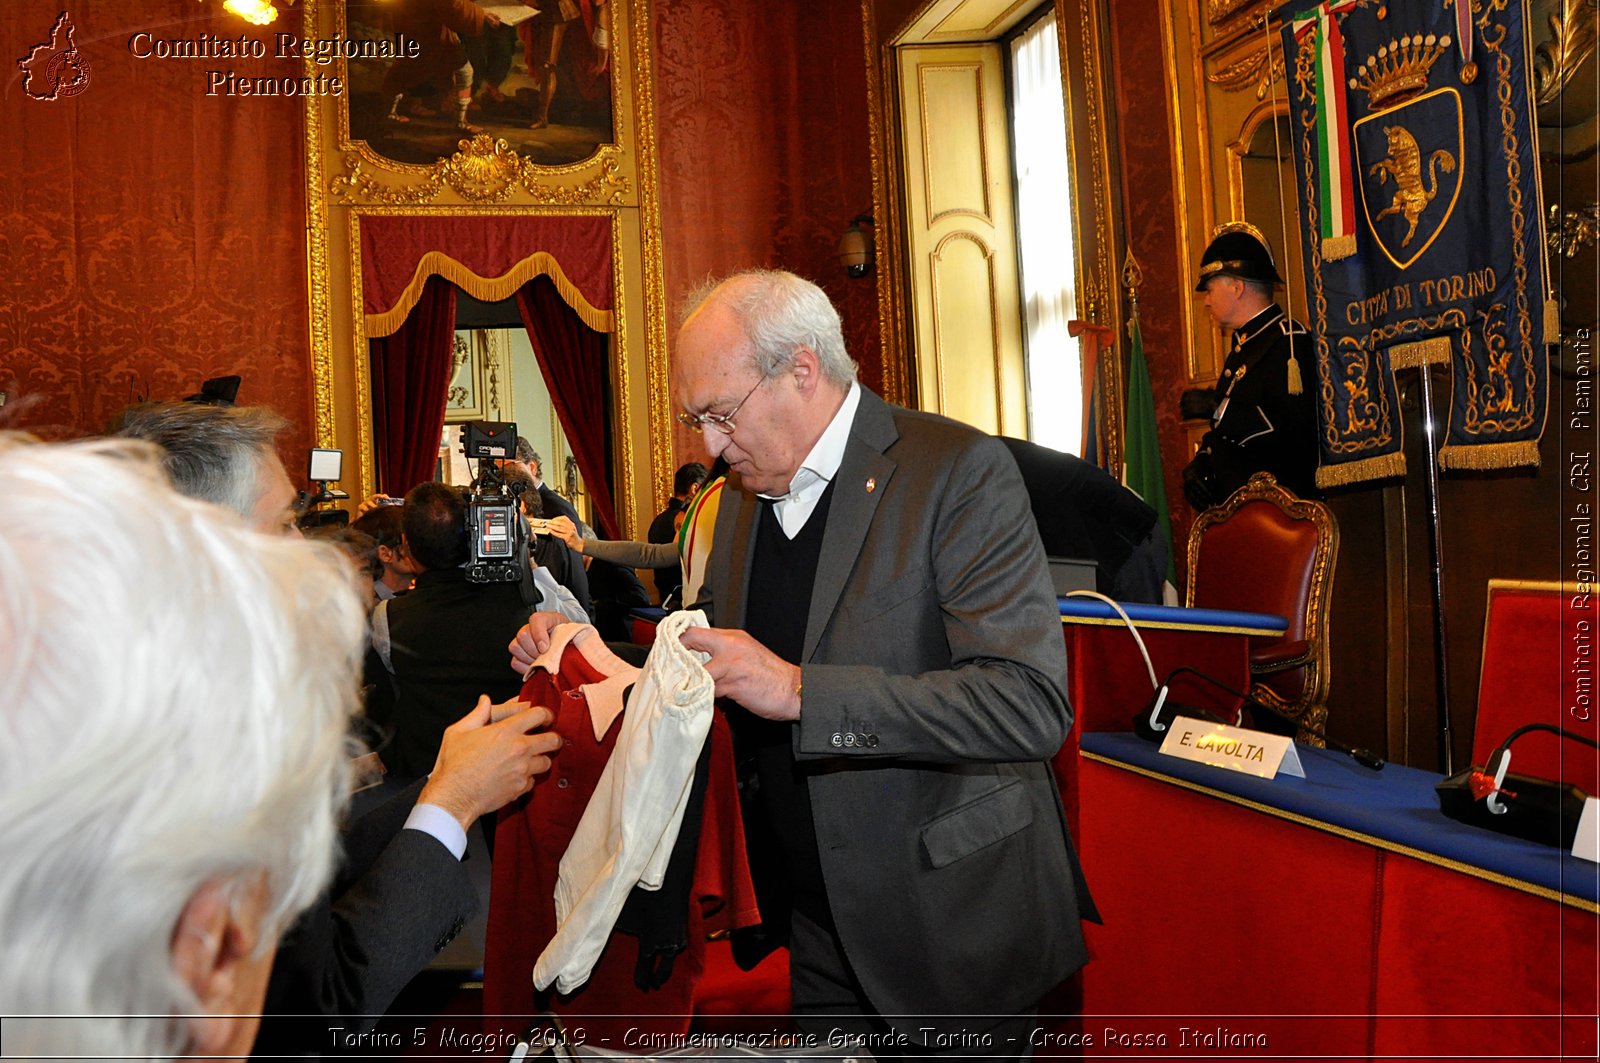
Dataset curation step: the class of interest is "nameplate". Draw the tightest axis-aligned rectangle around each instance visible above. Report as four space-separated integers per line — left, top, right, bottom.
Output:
1575 798 1600 863
1158 717 1305 779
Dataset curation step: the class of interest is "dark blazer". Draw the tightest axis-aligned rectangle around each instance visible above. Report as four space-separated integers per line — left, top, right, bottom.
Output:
536 482 581 527
376 567 533 777
702 389 1092 1023
253 779 476 1052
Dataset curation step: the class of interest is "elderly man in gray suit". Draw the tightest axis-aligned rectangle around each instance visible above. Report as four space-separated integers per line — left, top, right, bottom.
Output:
515 269 1090 1051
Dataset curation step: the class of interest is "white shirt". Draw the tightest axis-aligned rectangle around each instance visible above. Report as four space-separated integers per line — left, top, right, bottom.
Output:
760 381 861 539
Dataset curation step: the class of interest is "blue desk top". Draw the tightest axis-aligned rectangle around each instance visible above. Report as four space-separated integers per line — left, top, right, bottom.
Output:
1080 731 1600 908
1060 597 1288 635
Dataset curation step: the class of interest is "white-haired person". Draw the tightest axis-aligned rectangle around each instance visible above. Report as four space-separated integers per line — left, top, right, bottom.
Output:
0 434 362 1059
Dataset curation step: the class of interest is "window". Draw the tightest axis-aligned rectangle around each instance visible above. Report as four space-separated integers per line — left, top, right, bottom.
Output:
1009 11 1079 453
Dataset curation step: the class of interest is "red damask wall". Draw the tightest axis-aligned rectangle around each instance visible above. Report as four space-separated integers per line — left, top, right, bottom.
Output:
1105 0 1195 545
653 0 881 463
1 1 314 456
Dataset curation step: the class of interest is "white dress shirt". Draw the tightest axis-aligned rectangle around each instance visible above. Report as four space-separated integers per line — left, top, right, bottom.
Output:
761 381 861 539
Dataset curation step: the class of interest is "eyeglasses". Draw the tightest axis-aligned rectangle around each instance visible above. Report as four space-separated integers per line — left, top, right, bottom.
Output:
677 376 763 435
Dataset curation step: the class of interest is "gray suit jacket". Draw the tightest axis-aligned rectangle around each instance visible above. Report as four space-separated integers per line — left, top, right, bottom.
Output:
703 389 1090 1022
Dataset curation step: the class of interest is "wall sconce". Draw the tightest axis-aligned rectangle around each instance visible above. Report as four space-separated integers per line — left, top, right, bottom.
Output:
837 214 875 278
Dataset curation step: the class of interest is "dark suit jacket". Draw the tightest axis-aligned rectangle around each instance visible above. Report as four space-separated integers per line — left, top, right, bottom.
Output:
702 389 1092 1025
999 436 1168 603
376 568 533 777
253 779 476 1053
536 483 581 527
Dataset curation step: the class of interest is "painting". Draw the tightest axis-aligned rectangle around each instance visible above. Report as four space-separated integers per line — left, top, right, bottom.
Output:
342 0 616 168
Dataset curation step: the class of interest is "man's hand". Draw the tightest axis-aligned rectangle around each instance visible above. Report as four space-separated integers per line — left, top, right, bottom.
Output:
546 515 583 553
419 696 562 831
354 493 401 519
508 611 571 674
678 626 802 722
488 695 533 723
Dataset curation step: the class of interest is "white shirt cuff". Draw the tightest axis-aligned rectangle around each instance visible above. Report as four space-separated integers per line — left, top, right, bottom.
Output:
403 802 468 860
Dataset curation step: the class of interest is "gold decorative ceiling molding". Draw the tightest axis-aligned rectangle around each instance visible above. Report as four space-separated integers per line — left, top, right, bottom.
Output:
1206 43 1286 99
330 138 630 207
1208 0 1263 28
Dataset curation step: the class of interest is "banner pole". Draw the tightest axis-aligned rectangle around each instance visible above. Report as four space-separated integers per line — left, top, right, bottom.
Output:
1416 364 1455 774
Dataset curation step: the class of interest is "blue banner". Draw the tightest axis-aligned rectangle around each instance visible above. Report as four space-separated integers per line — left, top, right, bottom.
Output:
1279 0 1552 485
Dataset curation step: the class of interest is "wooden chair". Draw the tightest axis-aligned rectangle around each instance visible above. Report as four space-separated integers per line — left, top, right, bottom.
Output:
1185 472 1339 741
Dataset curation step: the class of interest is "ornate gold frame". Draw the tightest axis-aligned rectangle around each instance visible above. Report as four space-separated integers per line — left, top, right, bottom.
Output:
299 0 670 534
1185 471 1340 737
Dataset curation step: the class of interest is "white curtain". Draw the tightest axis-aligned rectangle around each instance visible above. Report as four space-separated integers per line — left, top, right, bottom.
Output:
1010 14 1080 454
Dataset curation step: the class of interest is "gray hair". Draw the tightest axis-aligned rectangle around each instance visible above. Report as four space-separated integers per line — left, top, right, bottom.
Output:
111 401 289 519
0 436 361 1059
682 270 858 388
1240 277 1275 301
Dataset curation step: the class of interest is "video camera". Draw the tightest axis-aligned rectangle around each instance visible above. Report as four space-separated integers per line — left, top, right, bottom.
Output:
460 421 528 584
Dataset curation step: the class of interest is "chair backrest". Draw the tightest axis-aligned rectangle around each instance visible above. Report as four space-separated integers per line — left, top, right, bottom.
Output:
1186 473 1337 709
1472 580 1599 791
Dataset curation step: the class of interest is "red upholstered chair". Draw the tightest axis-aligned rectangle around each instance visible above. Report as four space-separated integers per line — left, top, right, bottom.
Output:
1472 580 1599 792
1185 472 1339 741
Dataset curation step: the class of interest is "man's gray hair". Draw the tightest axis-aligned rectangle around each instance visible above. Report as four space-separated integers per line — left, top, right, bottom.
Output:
0 436 360 1059
682 270 859 388
1241 277 1275 301
112 401 289 519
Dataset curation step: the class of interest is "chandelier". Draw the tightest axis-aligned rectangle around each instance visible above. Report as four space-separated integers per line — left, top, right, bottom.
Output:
216 0 299 26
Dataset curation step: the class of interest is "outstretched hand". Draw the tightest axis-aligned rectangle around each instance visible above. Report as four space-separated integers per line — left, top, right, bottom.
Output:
419 695 562 830
545 515 583 552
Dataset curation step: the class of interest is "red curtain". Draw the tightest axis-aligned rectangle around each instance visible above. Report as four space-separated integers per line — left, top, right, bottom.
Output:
370 276 458 496
515 276 618 539
360 215 613 333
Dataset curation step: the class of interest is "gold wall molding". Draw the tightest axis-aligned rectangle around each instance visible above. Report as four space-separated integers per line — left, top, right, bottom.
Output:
628 0 672 509
1534 0 1599 105
861 0 908 405
1548 200 1600 257
1207 0 1259 27
302 0 334 449
331 142 631 207
1075 0 1124 473
1206 43 1285 99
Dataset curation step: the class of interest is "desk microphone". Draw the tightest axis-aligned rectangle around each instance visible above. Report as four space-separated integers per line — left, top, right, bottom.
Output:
1161 666 1385 771
1132 680 1231 743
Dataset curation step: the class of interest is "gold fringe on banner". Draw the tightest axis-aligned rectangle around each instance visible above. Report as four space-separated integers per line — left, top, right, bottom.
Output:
1315 451 1408 487
1321 234 1356 261
1439 440 1543 471
366 251 615 338
1388 336 1453 369
1546 299 1562 343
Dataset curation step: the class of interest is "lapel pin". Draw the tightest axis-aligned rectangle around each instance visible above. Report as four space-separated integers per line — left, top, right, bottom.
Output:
865 477 877 494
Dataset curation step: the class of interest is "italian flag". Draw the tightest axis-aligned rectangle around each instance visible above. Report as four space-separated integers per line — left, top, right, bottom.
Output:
1294 1 1358 260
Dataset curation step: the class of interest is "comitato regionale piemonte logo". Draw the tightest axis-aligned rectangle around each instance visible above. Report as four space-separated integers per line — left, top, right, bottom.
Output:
18 11 91 101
